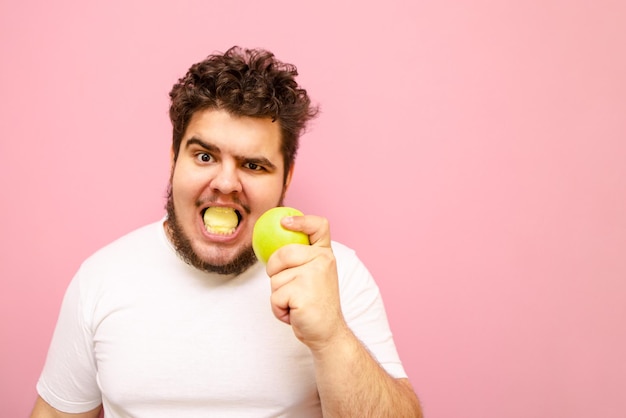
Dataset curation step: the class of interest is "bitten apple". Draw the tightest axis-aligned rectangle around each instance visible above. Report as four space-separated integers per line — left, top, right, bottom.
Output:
252 206 310 264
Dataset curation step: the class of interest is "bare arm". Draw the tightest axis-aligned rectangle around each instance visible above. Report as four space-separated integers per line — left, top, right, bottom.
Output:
30 396 102 418
267 214 423 417
313 326 423 417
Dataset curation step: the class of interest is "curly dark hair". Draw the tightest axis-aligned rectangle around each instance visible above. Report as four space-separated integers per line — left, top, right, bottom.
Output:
168 46 319 180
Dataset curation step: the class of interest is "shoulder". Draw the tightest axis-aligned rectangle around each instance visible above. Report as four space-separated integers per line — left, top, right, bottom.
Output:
330 241 371 274
75 219 172 285
330 240 356 258
330 240 379 292
83 220 165 264
67 220 177 309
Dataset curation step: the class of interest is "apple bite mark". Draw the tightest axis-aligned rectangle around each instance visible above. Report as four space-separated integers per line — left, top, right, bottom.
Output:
203 207 241 235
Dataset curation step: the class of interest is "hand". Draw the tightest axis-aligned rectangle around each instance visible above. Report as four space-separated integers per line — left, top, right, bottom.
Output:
265 214 349 352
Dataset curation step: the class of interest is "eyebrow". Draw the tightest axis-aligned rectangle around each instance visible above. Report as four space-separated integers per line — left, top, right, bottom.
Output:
185 137 219 153
185 137 278 171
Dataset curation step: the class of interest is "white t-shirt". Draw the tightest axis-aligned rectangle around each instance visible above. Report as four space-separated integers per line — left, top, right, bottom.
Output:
37 220 406 417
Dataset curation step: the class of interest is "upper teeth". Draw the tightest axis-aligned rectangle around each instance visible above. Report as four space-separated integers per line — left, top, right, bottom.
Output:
203 207 238 235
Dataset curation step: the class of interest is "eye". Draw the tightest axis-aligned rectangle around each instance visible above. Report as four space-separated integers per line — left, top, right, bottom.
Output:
196 152 213 163
244 162 264 171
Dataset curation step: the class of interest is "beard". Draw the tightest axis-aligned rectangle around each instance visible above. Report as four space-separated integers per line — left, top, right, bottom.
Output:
164 184 258 276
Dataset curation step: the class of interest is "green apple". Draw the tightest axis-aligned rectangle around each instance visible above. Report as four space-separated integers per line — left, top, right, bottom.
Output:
252 206 310 264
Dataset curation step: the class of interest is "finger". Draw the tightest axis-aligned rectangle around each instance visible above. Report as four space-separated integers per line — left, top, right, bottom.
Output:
268 267 298 292
270 285 292 325
265 243 326 277
281 214 331 247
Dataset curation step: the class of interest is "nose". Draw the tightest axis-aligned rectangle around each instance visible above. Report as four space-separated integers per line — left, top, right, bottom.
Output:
210 161 242 195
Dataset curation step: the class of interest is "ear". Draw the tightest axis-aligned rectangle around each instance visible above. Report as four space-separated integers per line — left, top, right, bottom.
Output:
284 163 295 192
170 147 176 171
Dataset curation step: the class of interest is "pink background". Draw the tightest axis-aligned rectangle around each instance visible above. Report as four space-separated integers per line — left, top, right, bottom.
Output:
1 0 625 416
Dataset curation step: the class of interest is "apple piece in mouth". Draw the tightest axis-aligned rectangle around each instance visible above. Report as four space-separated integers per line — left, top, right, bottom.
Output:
252 206 310 264
203 207 239 235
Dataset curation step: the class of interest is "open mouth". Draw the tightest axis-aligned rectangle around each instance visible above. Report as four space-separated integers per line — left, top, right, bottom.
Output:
202 207 242 235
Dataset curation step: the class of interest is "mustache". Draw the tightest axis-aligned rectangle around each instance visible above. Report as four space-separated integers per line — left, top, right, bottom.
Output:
165 183 252 216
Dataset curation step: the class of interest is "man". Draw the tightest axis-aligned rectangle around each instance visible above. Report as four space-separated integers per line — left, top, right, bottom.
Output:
31 46 423 417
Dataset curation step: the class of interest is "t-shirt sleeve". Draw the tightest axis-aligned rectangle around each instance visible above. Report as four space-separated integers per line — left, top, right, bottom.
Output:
36 269 102 413
334 243 408 379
